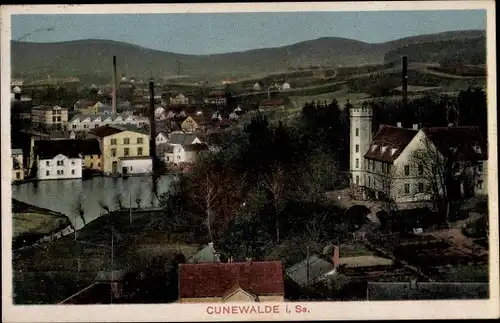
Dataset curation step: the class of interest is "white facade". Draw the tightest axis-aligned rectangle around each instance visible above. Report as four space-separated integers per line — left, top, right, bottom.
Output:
350 106 373 186
37 154 83 180
119 157 153 175
282 82 291 90
253 83 261 91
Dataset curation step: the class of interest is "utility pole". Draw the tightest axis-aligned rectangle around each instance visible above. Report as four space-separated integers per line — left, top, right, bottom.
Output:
129 187 132 224
306 246 310 287
110 218 114 304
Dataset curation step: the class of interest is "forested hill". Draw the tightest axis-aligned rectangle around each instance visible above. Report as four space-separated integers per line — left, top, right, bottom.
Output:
12 29 485 82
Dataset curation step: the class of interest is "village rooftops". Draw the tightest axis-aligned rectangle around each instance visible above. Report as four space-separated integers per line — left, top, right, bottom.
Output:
178 261 285 299
69 113 137 123
367 281 489 300
35 139 101 159
364 125 418 163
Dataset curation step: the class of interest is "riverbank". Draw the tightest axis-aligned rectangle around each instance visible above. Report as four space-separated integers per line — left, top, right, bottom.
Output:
12 199 73 249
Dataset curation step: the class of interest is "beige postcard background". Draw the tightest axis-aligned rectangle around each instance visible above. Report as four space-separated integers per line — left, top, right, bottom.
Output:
1 1 499 322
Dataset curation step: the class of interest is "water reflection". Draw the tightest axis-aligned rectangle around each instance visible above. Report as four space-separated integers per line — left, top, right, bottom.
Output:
12 175 175 230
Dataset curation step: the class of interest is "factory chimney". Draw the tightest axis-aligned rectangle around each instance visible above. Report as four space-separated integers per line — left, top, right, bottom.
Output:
149 81 157 169
112 56 118 114
402 56 408 109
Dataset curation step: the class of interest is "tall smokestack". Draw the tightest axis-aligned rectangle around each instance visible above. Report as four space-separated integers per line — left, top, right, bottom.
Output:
402 56 408 108
112 56 117 114
149 81 156 169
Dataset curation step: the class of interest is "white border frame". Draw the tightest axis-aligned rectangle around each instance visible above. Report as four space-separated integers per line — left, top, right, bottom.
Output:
1 2 498 322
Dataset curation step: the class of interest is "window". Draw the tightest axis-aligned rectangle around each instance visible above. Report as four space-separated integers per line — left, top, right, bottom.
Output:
71 161 75 166
61 170 64 175
418 165 424 176
418 183 424 193
404 165 410 176
138 147 143 156
124 138 130 145
137 138 143 144
46 161 49 166
478 163 483 172
71 169 75 175
57 116 61 122
355 158 359 168
72 124 77 129
52 117 57 123
477 180 483 189
355 175 359 185
110 139 117 145
111 148 117 157
97 162 100 167
355 144 359 153
57 160 64 166
404 183 410 194
84 124 89 129
16 172 21 179
368 177 371 186
124 148 130 156
177 155 181 160
46 170 50 176
355 128 359 137
90 162 93 168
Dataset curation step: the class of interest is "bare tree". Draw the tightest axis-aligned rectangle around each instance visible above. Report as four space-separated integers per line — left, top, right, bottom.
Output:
135 187 143 209
72 193 86 242
192 168 220 241
98 199 111 215
410 134 480 227
262 162 286 243
113 193 124 210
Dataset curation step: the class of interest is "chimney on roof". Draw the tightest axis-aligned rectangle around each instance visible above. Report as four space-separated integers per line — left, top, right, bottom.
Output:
412 124 419 130
402 56 408 109
332 245 340 269
149 81 157 169
397 122 402 128
112 56 117 114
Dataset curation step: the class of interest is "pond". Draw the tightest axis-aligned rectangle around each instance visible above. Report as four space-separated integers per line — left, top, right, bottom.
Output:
12 175 175 230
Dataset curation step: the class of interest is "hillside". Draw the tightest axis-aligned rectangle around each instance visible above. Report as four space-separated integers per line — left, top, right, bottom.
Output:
11 29 485 83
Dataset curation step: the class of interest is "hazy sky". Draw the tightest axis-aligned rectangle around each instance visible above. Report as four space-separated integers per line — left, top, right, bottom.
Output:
11 10 486 55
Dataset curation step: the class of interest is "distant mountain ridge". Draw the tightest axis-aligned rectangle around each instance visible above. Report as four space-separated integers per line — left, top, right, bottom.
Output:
11 29 485 83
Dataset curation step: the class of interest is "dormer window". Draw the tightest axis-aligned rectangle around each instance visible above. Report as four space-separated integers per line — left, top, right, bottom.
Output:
381 146 387 154
371 145 378 152
391 148 397 156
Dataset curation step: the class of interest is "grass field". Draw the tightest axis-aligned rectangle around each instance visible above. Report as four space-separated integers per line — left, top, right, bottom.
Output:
12 208 201 304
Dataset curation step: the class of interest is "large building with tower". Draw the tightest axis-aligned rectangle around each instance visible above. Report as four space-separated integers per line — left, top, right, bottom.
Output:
349 105 487 203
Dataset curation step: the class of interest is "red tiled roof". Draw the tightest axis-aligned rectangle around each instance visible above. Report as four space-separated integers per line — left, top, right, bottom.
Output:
178 261 284 299
364 125 418 162
260 99 284 106
423 126 487 161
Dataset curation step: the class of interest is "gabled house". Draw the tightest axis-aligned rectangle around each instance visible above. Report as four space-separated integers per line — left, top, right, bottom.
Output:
168 133 202 146
68 113 141 132
178 261 285 303
187 242 221 264
35 141 84 180
155 131 169 145
180 116 199 133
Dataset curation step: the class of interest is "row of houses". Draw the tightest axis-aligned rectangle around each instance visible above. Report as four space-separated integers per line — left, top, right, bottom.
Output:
11 124 211 182
60 242 489 304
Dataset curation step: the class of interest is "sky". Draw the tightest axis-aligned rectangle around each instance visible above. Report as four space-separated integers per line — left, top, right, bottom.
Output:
11 10 486 55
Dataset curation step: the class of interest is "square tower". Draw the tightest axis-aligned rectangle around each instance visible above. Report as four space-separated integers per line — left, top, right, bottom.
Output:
349 105 373 186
